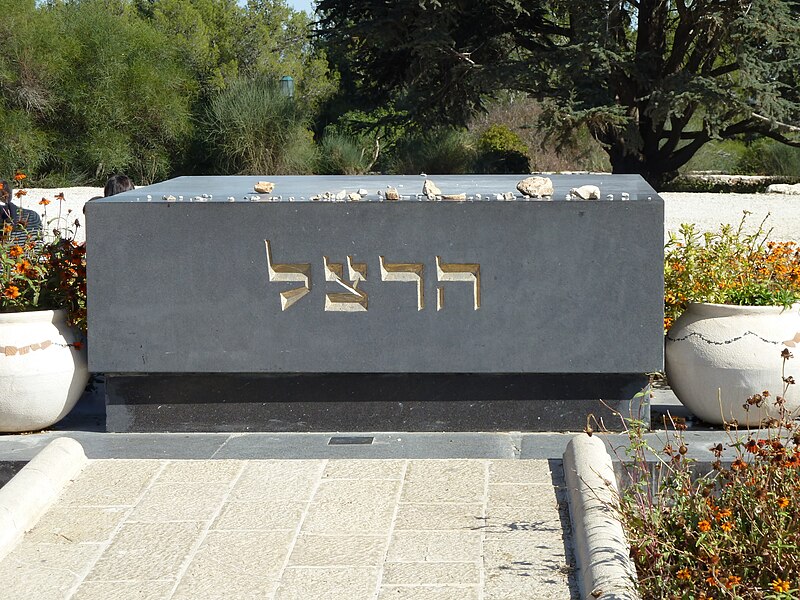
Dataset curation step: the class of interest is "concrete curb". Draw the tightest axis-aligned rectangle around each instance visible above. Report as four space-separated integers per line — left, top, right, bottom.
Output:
0 437 87 561
563 433 639 600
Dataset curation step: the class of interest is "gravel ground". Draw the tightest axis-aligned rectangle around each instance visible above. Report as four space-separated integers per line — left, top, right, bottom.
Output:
662 192 800 243
9 187 800 245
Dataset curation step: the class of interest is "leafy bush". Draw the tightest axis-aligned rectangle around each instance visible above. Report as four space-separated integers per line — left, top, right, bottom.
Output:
664 212 800 331
617 352 800 598
475 124 530 173
385 128 476 174
206 76 317 174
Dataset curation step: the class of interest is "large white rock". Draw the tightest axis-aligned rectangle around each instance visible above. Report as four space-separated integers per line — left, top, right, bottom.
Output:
766 183 800 195
516 176 554 198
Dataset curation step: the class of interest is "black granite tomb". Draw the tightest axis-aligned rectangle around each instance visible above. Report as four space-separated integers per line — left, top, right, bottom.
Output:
86 174 663 432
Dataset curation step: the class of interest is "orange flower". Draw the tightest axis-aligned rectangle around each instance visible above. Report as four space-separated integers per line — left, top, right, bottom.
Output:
698 520 711 532
14 260 31 274
772 579 791 593
15 189 27 198
2 223 12 234
731 458 747 470
778 496 790 509
55 192 65 201
8 245 23 258
719 521 733 532
39 198 50 206
676 567 692 581
13 171 26 182
715 508 732 520
725 575 741 588
3 285 20 299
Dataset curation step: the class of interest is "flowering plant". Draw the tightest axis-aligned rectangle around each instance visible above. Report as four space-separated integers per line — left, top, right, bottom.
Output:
616 351 800 599
664 212 800 332
0 172 87 333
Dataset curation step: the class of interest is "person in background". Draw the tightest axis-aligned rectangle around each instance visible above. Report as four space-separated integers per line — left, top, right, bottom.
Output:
0 179 43 244
84 174 135 215
104 174 135 197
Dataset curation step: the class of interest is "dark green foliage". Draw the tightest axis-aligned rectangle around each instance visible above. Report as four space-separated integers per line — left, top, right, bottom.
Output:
737 139 800 177
385 128 476 175
0 0 334 183
316 133 375 175
317 0 800 187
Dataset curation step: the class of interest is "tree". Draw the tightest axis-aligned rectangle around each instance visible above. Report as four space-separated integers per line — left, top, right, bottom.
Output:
316 0 800 186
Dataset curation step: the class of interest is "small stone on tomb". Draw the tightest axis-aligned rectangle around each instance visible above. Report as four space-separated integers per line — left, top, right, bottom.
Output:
336 189 347 201
163 195 176 202
254 181 275 194
385 187 400 201
503 192 515 201
570 185 601 200
621 192 630 200
348 193 362 201
422 179 441 198
442 193 466 201
357 189 369 196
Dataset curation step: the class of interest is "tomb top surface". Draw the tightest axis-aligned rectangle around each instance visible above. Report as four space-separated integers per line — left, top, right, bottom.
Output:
97 174 660 203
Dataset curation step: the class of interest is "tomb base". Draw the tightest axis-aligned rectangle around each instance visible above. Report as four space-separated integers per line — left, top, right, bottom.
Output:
104 373 649 432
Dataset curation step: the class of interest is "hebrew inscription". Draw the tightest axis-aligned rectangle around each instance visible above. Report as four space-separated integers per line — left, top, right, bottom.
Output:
436 256 481 311
265 240 312 311
265 241 480 312
324 256 368 312
379 256 425 311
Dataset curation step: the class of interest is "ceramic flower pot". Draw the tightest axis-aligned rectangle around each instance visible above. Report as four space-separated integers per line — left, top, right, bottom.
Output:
665 302 800 425
0 309 89 432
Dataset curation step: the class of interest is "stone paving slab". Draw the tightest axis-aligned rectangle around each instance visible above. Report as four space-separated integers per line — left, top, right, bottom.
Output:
0 458 578 599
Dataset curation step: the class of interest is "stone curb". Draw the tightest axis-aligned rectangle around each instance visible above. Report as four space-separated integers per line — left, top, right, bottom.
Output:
563 433 639 600
0 437 87 561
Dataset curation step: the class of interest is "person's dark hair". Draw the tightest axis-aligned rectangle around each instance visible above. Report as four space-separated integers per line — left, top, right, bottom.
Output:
0 179 17 223
104 174 135 197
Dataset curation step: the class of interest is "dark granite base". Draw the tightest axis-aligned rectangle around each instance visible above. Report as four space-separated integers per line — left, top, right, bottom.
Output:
105 373 649 433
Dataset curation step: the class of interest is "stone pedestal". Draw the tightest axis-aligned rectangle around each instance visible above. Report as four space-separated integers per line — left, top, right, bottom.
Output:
86 174 663 432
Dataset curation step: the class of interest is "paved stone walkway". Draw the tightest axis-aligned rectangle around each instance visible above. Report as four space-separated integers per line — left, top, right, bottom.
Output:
0 458 576 600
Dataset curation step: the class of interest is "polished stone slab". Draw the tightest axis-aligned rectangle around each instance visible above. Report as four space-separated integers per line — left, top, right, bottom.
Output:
86 175 663 375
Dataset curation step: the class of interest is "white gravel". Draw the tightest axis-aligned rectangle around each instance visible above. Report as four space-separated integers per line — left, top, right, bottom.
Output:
9 187 800 246
662 192 800 243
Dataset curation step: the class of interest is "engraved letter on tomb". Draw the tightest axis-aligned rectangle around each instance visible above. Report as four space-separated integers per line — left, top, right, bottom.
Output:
264 240 312 311
324 256 368 312
436 256 481 311
379 256 424 311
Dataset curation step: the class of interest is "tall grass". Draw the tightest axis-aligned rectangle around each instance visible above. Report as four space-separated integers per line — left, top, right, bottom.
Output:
206 77 317 174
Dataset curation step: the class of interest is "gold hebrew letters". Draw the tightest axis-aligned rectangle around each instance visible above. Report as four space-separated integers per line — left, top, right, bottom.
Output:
265 241 481 312
264 240 312 311
436 256 481 311
324 256 368 312
379 256 425 311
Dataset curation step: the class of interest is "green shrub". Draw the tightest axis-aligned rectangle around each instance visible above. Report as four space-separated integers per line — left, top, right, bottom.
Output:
681 139 748 174
206 76 317 174
475 124 530 173
316 133 374 175
385 128 476 174
737 139 800 177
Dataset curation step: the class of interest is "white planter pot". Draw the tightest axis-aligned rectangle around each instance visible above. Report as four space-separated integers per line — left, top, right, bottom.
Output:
665 302 800 425
0 309 89 432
